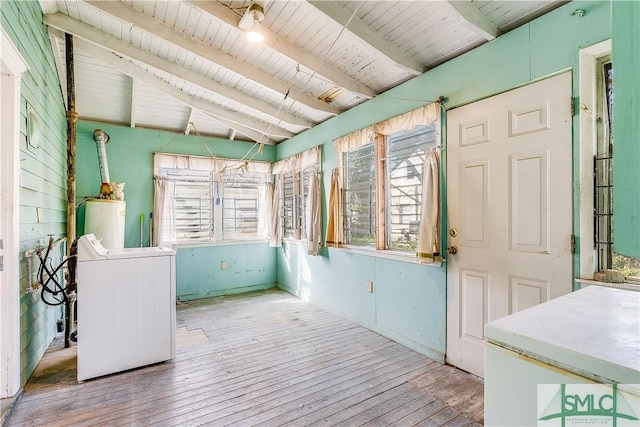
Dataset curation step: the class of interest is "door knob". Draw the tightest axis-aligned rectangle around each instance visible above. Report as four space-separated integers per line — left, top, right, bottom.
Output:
446 246 458 255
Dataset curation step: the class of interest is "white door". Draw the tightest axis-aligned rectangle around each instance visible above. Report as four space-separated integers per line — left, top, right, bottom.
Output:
446 72 573 378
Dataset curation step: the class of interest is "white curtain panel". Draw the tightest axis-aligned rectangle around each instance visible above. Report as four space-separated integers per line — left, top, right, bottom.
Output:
333 102 441 154
272 146 320 174
306 172 322 255
257 183 271 239
416 149 441 263
152 177 176 248
333 126 375 154
268 180 282 247
373 103 439 135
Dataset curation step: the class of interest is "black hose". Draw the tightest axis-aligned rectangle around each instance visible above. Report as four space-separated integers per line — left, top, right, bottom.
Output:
35 237 75 307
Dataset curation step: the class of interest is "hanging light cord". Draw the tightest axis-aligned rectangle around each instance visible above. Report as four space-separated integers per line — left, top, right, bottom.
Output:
250 1 366 152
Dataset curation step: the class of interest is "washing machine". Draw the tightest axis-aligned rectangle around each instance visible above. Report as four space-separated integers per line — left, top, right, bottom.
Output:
76 234 176 381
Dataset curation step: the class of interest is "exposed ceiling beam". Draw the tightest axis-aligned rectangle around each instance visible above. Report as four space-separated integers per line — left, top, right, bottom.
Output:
442 0 500 40
130 77 137 128
70 38 289 144
185 109 197 135
44 13 315 129
85 0 341 116
186 0 376 99
307 1 423 76
38 0 57 15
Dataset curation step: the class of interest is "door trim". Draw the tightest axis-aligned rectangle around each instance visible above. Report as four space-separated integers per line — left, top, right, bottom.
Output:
1 24 29 398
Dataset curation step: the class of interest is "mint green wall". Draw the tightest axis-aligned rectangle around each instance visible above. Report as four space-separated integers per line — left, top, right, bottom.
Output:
612 1 640 258
176 243 276 301
75 121 277 300
275 1 612 361
2 1 68 385
277 244 446 360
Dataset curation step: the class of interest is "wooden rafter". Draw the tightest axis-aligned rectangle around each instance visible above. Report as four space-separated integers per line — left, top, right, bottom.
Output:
442 0 500 40
129 77 137 128
72 38 291 144
308 1 424 76
186 0 377 99
85 0 341 116
44 13 317 129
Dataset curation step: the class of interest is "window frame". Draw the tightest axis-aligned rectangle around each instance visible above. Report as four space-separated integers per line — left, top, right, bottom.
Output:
578 40 640 284
340 123 439 254
163 168 215 245
341 137 378 248
222 168 268 241
154 154 271 247
274 148 321 243
385 125 437 252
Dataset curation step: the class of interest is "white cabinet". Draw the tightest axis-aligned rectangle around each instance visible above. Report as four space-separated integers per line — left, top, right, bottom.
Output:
484 286 640 426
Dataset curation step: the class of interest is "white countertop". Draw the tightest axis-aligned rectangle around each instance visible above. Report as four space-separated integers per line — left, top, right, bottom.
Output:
485 285 640 384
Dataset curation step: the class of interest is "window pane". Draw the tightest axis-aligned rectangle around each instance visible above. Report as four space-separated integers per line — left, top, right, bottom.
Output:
387 124 437 251
596 60 614 270
223 170 267 240
282 172 296 238
343 143 376 246
281 168 315 240
165 168 214 244
612 252 640 279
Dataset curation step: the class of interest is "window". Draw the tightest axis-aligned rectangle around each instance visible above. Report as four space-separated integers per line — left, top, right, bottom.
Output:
273 147 321 244
387 125 435 250
222 169 266 240
343 142 376 246
153 154 271 246
282 171 297 238
342 123 437 252
281 168 315 239
165 168 214 244
593 59 640 278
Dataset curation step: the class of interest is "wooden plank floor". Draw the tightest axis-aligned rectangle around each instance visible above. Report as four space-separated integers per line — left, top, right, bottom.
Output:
6 289 484 426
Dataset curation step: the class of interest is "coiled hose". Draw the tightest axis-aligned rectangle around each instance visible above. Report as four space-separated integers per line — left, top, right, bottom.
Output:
35 237 75 306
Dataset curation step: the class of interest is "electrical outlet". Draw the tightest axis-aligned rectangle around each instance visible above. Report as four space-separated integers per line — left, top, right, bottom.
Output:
367 281 373 293
221 260 227 270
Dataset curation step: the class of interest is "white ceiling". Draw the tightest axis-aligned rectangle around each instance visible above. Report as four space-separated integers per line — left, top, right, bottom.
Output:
39 0 569 145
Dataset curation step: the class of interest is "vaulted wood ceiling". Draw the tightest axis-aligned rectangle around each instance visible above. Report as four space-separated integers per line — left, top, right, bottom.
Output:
39 0 568 145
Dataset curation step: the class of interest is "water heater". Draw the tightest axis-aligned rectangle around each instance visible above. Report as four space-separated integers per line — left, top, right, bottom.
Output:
84 198 126 249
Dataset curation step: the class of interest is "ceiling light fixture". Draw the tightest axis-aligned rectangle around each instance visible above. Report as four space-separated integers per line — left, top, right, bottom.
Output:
238 3 265 43
247 20 264 43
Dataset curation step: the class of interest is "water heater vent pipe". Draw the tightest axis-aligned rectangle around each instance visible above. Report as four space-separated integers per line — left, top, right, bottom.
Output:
93 129 112 197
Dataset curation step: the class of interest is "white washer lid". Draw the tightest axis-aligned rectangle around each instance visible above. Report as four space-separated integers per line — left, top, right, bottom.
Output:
77 233 175 261
103 246 175 259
